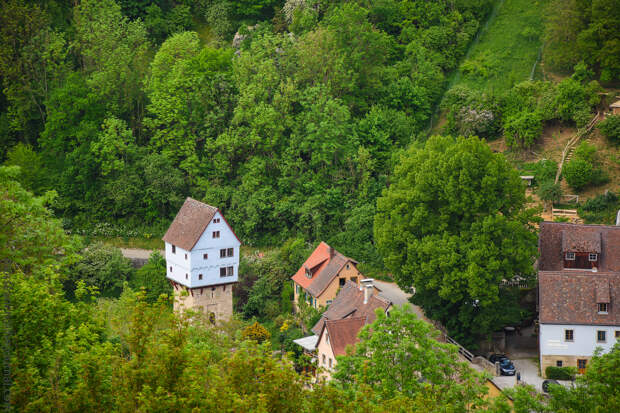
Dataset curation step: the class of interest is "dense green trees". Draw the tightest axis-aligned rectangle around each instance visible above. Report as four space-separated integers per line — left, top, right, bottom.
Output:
544 0 620 82
374 136 539 343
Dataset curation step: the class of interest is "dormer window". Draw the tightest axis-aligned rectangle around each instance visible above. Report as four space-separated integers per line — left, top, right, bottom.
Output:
565 252 575 260
598 303 608 314
589 253 598 261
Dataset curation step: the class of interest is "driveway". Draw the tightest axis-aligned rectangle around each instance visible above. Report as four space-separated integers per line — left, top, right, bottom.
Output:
513 358 544 391
374 280 435 326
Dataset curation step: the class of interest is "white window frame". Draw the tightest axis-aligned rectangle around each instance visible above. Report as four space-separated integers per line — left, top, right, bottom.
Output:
597 330 606 343
589 253 598 261
598 303 608 314
564 329 574 342
565 252 575 261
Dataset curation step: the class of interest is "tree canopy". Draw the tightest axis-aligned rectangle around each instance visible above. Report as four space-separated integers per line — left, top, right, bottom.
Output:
374 136 539 342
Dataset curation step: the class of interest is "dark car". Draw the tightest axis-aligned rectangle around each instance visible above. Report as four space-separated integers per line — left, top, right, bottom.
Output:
542 379 560 393
499 359 516 376
488 354 508 364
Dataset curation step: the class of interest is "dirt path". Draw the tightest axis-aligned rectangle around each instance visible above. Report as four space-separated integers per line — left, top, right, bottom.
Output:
121 248 164 260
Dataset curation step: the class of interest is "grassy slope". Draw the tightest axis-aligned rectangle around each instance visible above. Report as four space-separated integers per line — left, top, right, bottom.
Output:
450 0 546 95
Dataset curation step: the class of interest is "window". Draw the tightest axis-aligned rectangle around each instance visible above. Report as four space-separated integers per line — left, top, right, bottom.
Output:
565 329 574 341
616 331 620 340
565 252 575 260
212 231 220 238
589 253 598 261
199 274 203 280
578 359 587 369
339 278 346 287
203 253 208 260
227 248 234 257
556 360 563 367
328 358 332 368
598 303 608 314
172 245 176 254
185 273 188 279
350 277 357 283
597 331 606 342
220 266 234 277
326 300 332 306
220 248 234 258
346 264 350 269
322 355 326 365
184 253 187 260
213 218 220 223
220 249 226 258
169 266 172 272
326 333 329 345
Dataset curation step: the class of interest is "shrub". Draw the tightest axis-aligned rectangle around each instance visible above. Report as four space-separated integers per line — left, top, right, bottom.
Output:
534 159 558 182
546 366 577 380
504 111 543 148
563 158 594 191
537 181 563 202
130 252 171 303
598 115 620 145
242 321 271 343
578 191 619 224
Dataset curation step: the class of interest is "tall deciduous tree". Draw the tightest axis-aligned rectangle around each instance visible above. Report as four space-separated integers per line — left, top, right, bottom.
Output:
334 306 490 410
374 136 539 342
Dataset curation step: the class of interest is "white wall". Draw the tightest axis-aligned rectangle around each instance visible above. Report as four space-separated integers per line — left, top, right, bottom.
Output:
165 211 241 288
540 324 619 356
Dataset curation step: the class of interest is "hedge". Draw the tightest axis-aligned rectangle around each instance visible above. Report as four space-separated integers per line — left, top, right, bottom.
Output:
545 366 577 380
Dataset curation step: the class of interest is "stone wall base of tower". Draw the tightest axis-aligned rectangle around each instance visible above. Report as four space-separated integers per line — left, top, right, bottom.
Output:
172 281 234 322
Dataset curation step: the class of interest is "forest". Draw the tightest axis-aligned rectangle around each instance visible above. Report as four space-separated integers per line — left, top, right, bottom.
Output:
2 0 620 411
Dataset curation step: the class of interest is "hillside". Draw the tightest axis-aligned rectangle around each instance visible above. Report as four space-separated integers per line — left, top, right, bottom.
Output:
449 0 545 95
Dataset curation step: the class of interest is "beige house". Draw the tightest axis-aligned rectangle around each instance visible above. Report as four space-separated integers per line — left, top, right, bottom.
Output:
291 242 370 309
316 317 366 380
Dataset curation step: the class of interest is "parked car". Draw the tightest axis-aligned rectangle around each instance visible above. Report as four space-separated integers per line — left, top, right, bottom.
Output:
488 354 507 364
499 358 516 376
542 379 560 393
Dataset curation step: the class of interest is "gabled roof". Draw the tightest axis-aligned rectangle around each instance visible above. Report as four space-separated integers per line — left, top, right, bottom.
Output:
312 281 391 335
319 317 367 357
539 271 620 325
561 230 601 253
291 242 358 297
162 197 240 251
539 222 620 272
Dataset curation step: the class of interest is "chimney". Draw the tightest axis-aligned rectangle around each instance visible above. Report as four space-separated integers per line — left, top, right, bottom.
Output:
361 278 374 304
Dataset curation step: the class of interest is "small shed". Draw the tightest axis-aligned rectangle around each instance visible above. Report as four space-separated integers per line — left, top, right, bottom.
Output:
520 175 534 186
611 100 620 115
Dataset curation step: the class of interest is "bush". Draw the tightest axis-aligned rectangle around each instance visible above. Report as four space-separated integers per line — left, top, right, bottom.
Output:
130 252 171 303
504 110 543 148
242 321 271 343
537 181 563 202
534 159 558 182
70 242 135 297
578 191 619 224
546 366 577 380
598 115 620 145
563 158 594 191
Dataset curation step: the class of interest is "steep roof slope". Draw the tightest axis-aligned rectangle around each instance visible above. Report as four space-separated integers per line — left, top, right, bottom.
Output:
539 271 620 325
321 317 367 356
291 242 358 297
162 198 218 251
539 222 620 272
312 281 391 335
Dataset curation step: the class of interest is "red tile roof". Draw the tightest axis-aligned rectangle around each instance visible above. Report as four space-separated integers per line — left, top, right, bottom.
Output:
539 222 620 272
539 271 620 325
291 242 357 297
312 281 391 335
162 198 240 251
320 317 367 356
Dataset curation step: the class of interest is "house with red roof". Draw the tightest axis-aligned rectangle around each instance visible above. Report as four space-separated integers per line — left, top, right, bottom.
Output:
538 222 620 376
291 242 369 309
